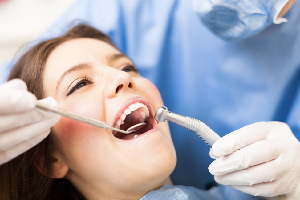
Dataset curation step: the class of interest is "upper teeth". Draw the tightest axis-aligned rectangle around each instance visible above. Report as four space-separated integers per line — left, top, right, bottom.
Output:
114 102 149 130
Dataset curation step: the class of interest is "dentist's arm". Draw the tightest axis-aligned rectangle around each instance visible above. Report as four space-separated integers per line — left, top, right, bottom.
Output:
0 79 61 165
209 121 300 200
278 0 297 18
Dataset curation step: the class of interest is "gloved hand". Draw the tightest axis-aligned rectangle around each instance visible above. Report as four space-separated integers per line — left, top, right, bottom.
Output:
209 122 300 200
0 79 61 165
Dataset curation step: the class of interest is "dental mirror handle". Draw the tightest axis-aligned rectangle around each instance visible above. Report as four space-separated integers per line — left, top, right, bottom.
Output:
154 106 221 147
36 102 132 134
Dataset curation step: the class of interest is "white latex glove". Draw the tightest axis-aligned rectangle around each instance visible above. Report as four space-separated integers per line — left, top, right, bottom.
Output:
209 122 300 200
0 79 61 165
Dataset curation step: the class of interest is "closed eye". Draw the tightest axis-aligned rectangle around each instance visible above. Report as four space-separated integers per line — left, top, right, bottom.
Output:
67 77 92 96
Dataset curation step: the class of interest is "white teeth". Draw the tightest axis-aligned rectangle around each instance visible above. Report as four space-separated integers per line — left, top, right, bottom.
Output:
114 102 149 129
113 119 122 136
129 104 138 111
134 135 138 138
116 119 121 129
124 109 131 115
120 114 126 122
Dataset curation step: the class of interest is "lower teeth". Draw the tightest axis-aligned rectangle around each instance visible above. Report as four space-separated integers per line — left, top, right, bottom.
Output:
134 135 138 138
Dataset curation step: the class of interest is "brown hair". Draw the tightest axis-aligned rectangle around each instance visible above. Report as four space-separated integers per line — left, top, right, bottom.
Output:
0 24 117 200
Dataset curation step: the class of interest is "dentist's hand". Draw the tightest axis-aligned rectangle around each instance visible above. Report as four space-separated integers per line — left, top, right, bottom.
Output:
0 79 61 165
209 122 300 199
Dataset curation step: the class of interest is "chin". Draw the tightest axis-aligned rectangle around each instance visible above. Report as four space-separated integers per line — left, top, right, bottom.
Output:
127 130 176 185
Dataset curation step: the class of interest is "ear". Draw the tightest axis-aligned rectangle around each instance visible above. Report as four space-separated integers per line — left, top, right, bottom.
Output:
49 151 69 178
35 151 69 178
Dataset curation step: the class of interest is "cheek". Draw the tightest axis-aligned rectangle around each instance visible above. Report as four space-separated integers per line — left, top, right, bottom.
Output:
55 117 88 145
53 100 105 152
136 78 164 108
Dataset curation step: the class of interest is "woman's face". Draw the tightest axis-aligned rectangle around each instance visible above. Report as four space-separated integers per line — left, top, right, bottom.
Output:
43 38 176 199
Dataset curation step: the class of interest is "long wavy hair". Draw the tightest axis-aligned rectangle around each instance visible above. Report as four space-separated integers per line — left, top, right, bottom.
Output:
0 24 117 200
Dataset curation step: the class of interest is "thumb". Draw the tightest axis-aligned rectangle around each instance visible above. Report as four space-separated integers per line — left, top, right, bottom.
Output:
38 97 59 108
36 97 61 122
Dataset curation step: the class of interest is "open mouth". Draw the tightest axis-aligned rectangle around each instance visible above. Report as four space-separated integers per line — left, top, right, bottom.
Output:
113 101 154 140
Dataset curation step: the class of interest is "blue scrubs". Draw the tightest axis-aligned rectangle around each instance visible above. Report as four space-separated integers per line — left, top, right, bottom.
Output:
140 185 264 200
1 0 300 190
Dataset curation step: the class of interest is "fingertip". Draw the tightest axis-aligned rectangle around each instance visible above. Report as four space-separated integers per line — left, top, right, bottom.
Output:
36 98 61 120
208 162 218 175
209 148 219 159
211 140 227 157
38 97 58 108
212 132 247 157
208 166 215 175
26 92 38 109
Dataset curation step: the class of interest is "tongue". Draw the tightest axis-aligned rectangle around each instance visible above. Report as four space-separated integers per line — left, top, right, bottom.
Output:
123 133 139 140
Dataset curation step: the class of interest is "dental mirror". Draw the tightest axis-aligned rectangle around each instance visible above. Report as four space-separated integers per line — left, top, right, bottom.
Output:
126 122 146 132
36 102 146 134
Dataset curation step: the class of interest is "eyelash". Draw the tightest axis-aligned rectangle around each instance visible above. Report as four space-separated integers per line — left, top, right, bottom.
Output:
122 64 139 73
66 65 138 96
67 76 92 96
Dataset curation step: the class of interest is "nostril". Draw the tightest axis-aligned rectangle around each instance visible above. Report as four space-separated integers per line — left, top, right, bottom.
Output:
116 84 123 93
115 82 133 93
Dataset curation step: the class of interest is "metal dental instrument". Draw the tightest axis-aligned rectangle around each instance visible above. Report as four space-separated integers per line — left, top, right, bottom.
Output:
154 106 220 147
36 102 146 134
126 123 146 132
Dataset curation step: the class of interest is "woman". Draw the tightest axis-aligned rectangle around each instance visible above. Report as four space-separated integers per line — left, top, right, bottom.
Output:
0 24 286 200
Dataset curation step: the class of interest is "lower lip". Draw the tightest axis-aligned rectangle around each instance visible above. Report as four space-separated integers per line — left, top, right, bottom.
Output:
118 124 158 142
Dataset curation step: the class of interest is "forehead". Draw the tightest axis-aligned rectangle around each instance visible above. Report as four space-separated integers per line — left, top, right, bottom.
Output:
46 38 120 70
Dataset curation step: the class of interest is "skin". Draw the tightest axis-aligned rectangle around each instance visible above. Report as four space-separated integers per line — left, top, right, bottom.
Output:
278 0 297 18
42 38 177 200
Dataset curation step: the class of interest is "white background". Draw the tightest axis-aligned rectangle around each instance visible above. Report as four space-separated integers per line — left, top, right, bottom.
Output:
0 0 76 66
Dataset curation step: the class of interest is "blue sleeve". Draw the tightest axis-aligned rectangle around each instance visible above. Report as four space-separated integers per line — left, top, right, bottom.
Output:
286 75 300 137
140 185 265 200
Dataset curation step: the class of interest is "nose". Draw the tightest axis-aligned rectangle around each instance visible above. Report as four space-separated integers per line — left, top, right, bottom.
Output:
105 68 134 98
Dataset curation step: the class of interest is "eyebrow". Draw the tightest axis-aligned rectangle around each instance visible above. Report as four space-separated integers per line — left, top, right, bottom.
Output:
107 53 128 62
56 63 91 94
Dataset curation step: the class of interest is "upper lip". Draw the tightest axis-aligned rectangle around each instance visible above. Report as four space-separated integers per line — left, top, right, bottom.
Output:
112 96 153 129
